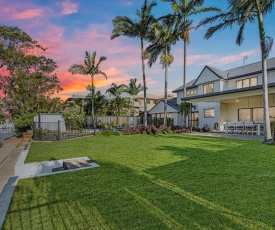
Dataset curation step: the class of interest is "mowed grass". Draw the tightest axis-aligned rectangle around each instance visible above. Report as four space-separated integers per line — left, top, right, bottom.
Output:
3 135 275 229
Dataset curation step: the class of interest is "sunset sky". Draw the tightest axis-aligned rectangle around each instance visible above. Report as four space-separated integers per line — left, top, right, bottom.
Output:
1 0 275 100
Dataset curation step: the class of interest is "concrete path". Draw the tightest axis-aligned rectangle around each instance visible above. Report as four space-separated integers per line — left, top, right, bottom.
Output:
189 132 264 141
0 137 29 193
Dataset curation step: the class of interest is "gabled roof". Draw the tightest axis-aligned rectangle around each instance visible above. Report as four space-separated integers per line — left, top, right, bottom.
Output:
172 79 197 93
207 66 228 79
148 97 180 113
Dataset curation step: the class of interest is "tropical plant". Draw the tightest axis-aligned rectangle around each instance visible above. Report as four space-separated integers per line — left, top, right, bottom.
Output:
69 51 107 132
123 78 144 115
197 0 274 143
146 14 183 126
106 83 131 116
161 0 220 126
62 101 85 129
111 0 157 126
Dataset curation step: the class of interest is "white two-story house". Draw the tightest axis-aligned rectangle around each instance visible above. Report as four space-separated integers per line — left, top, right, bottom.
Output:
172 57 275 130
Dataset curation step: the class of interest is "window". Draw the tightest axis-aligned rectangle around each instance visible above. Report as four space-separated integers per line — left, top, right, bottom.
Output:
204 109 214 118
236 80 242 89
186 89 197 96
250 77 257 86
189 112 199 127
253 108 263 122
238 109 252 121
236 77 258 89
146 99 150 104
203 83 214 94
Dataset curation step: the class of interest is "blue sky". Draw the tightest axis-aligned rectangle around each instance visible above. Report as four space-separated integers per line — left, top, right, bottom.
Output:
1 0 275 99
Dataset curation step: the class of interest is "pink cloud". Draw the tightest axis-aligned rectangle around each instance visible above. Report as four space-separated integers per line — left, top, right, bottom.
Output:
203 49 259 66
61 1 78 15
14 9 43 19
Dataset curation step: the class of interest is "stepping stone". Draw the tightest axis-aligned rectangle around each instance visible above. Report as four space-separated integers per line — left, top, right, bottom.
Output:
63 158 92 170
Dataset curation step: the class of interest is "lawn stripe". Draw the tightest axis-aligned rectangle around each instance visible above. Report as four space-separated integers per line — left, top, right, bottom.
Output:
150 176 272 230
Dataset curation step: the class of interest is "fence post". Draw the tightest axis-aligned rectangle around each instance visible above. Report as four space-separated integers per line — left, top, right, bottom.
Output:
58 120 61 141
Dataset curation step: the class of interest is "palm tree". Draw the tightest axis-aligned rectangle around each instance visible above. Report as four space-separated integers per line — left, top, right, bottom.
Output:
111 0 157 126
162 0 220 126
146 15 182 126
69 51 107 133
123 78 144 116
197 0 273 143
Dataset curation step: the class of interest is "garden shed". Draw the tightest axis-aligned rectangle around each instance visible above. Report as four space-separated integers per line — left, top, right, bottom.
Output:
33 113 66 132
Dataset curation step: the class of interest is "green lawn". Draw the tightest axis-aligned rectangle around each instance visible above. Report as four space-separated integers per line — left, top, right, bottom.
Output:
3 135 275 229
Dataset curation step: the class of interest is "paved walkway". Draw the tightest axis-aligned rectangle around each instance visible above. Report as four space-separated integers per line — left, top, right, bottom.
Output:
0 137 29 193
189 132 264 141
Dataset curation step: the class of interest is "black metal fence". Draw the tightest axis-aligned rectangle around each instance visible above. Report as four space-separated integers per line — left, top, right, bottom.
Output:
33 116 174 141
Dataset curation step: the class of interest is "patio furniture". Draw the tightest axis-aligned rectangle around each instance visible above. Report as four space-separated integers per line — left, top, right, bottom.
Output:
235 122 244 134
244 121 254 135
225 122 236 134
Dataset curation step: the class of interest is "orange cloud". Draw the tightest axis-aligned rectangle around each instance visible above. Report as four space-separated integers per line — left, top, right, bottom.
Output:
61 1 78 15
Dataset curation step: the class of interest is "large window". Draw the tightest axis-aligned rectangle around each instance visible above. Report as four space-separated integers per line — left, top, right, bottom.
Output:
203 83 214 94
204 109 214 118
239 109 252 121
253 108 263 122
238 107 275 121
236 77 258 89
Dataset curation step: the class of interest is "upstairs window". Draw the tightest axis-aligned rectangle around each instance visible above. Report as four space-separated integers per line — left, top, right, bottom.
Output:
186 89 197 96
203 83 214 94
236 77 258 89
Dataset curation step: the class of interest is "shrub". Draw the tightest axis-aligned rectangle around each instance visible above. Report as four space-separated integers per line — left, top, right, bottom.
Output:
142 131 147 135
122 131 131 135
167 130 173 134
111 131 121 136
101 130 112 136
94 132 101 136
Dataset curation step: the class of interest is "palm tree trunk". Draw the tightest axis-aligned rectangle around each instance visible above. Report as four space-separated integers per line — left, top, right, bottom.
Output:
141 38 148 127
256 2 272 142
183 39 187 127
132 95 135 116
164 46 168 127
91 75 95 134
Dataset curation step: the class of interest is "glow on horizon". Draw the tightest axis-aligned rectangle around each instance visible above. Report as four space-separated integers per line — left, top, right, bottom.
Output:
1 0 275 100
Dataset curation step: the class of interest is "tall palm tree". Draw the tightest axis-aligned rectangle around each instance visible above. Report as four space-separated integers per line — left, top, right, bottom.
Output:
162 0 220 126
69 51 107 133
111 0 157 126
123 78 144 116
197 0 274 143
146 15 183 126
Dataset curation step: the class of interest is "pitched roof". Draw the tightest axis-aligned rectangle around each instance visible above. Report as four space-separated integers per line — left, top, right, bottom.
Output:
172 79 196 92
167 97 180 111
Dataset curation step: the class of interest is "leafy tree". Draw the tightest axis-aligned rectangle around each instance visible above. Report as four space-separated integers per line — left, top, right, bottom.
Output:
146 15 183 126
0 26 63 131
85 91 109 116
197 0 274 143
62 101 85 129
123 78 144 115
69 51 107 131
111 0 157 126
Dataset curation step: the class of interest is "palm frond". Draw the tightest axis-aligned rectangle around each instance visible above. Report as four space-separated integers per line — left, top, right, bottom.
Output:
68 64 87 75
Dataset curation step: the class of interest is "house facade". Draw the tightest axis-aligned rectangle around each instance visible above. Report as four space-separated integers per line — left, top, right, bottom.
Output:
172 57 275 130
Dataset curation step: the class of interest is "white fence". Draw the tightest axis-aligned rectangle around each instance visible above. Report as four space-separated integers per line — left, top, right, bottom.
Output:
0 123 15 133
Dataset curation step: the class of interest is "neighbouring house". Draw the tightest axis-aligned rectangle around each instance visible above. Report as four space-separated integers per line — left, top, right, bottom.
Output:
172 57 275 131
67 92 166 116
